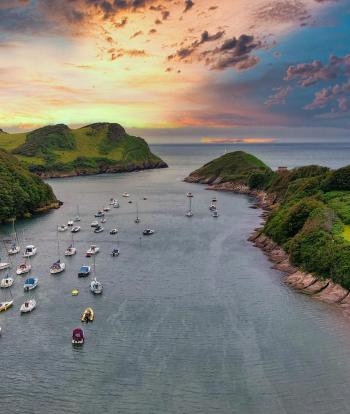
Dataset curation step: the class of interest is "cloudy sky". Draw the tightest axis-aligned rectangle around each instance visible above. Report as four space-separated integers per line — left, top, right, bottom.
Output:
0 0 349 142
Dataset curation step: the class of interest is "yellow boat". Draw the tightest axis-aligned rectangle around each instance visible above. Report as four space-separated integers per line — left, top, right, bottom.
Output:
0 300 13 312
71 289 79 296
81 307 94 323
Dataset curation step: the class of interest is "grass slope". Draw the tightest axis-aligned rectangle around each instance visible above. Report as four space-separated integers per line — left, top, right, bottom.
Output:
0 123 166 175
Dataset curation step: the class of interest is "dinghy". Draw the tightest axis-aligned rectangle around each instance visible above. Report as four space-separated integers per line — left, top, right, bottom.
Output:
23 277 38 291
94 210 104 218
111 248 120 257
58 225 68 232
20 299 36 314
110 229 118 235
212 210 219 218
122 192 130 197
91 220 99 227
113 201 120 208
81 307 94 323
72 328 84 346
94 225 104 233
143 229 155 236
103 206 110 212
71 226 81 233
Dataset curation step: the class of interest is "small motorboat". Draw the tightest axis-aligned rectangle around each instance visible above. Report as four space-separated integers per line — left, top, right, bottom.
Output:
111 248 120 257
94 210 104 218
50 259 66 275
143 229 155 236
90 278 103 295
67 220 74 227
209 203 216 211
8 243 20 255
212 210 219 218
86 245 99 257
78 265 91 277
71 289 79 296
23 245 37 258
0 300 13 312
72 327 85 346
143 197 147 200
128 200 133 204
122 192 130 197
20 299 36 314
101 217 107 224
94 225 104 234
16 262 31 275
74 215 81 222
103 206 110 212
0 260 10 271
24 277 38 291
187 192 194 198
71 226 81 233
110 229 118 235
135 217 140 223
65 245 77 256
113 201 120 208
186 210 193 217
81 307 94 323
91 220 99 227
109 198 117 205
0 276 14 288
58 225 68 232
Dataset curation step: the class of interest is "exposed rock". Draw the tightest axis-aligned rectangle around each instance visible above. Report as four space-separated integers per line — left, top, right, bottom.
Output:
313 281 349 304
284 271 317 290
303 278 330 294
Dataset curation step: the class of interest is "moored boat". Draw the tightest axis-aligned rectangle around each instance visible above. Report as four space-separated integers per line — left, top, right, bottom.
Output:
85 245 99 257
0 260 10 271
71 226 81 233
58 225 68 232
143 229 155 236
122 192 130 197
94 225 104 233
91 220 99 227
0 276 14 288
212 210 219 218
111 248 120 257
71 289 79 296
90 278 103 295
78 265 91 277
24 277 38 291
65 245 77 256
81 307 94 323
16 261 31 275
110 228 118 235
72 327 85 345
8 243 20 255
20 299 36 314
67 220 74 227
23 245 37 258
0 300 13 312
50 259 66 274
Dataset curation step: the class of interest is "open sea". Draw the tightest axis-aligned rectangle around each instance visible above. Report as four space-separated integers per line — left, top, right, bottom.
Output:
1 142 350 414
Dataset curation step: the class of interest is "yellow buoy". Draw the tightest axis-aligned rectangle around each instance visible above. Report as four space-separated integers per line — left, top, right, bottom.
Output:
71 289 79 296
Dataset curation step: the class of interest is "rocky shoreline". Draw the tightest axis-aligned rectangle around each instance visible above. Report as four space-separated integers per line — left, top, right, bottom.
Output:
186 176 350 316
36 161 168 179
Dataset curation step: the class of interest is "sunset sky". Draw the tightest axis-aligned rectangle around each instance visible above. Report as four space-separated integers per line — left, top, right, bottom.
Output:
0 0 349 142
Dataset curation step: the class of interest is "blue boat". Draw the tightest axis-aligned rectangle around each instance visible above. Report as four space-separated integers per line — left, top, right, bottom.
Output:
78 265 91 277
23 277 38 291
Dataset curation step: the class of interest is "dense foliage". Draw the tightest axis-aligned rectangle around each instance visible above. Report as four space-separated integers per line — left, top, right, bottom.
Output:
189 151 350 289
0 149 57 222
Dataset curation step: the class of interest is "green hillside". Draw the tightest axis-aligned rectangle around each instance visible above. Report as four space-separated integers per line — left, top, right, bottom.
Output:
0 149 58 222
187 152 350 290
185 151 272 184
0 123 167 177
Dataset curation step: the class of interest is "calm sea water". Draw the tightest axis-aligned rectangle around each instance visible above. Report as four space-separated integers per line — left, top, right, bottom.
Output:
1 143 350 414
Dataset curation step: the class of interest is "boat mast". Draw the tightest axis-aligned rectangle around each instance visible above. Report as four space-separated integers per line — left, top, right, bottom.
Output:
56 226 61 260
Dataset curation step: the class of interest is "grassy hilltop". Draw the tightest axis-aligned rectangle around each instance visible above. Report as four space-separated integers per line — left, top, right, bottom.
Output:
0 122 167 177
187 151 350 290
0 149 58 222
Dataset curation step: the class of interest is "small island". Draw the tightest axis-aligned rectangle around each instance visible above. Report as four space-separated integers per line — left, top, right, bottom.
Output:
0 122 167 178
186 151 350 308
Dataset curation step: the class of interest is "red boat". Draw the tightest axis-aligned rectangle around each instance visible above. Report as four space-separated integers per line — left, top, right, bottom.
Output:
72 327 85 345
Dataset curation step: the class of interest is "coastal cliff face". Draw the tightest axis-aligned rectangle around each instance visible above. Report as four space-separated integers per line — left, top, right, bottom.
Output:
0 122 168 178
185 150 350 312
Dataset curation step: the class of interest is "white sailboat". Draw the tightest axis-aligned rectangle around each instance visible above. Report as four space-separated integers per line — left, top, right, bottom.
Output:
90 256 103 295
7 219 20 255
65 232 77 256
0 276 14 288
50 227 65 274
74 205 81 222
0 287 13 312
186 194 193 217
135 202 141 224
20 298 36 314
